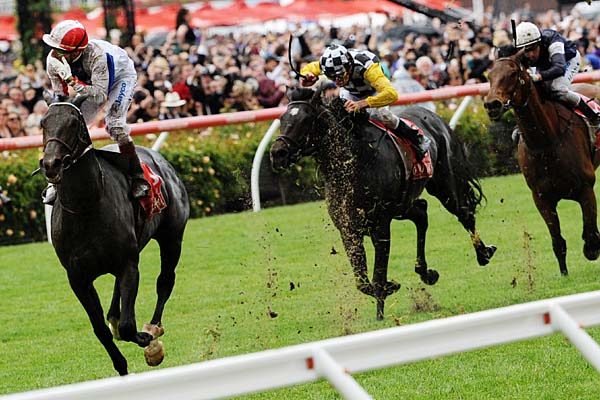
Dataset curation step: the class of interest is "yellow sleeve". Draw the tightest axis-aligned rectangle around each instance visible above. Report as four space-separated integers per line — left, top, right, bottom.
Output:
300 61 322 77
363 63 398 108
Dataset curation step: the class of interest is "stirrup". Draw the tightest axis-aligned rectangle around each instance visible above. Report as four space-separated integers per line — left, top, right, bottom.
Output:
42 185 56 205
511 128 520 143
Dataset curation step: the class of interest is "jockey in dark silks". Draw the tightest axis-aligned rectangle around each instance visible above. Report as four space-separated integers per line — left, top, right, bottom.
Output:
300 44 431 161
516 21 600 124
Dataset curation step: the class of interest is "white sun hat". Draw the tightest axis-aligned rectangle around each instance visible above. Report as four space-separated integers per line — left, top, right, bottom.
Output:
161 92 187 108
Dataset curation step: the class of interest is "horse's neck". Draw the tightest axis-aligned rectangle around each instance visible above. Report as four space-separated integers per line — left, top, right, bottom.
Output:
58 150 103 210
517 86 559 148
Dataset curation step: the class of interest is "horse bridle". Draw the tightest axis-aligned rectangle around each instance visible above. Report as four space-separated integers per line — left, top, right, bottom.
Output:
494 57 532 113
275 100 327 159
42 102 93 172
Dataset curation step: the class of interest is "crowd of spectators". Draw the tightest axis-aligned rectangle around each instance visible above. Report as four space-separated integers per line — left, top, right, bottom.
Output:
0 2 600 138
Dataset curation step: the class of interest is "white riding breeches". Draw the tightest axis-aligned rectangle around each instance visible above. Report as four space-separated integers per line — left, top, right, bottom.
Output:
81 75 137 145
549 50 581 107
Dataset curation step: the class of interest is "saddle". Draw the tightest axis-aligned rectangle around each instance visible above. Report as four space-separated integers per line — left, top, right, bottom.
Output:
96 149 166 220
368 119 433 180
573 95 600 151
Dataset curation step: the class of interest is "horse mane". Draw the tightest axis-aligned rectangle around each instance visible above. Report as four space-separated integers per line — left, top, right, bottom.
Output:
289 87 316 102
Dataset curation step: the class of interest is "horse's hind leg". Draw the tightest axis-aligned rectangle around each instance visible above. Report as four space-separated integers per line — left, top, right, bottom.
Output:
578 188 600 261
533 195 568 275
427 182 496 266
107 280 121 340
403 199 439 285
370 221 401 320
150 235 183 325
67 273 128 375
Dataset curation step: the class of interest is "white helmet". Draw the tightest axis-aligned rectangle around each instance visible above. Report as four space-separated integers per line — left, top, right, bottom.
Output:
320 44 352 79
515 22 541 48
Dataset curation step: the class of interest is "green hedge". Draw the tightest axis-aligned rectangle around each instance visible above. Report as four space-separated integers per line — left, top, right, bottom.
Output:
0 100 517 245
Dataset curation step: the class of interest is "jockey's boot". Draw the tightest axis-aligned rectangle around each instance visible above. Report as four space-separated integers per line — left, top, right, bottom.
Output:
578 98 600 126
394 121 431 161
119 142 150 199
41 184 56 205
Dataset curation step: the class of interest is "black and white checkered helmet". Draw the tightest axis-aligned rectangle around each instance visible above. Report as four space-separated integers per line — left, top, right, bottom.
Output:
320 44 352 79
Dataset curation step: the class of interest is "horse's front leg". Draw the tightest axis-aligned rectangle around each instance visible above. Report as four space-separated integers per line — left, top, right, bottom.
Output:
340 231 373 297
371 220 400 320
405 199 439 285
532 194 568 275
578 186 600 261
118 260 153 347
66 271 128 375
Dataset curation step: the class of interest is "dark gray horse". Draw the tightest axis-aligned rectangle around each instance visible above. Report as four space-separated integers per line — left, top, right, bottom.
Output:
40 98 189 375
270 88 496 320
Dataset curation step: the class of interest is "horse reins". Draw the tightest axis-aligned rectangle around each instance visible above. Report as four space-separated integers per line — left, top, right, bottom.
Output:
275 100 331 158
43 102 104 214
43 102 93 171
494 57 532 112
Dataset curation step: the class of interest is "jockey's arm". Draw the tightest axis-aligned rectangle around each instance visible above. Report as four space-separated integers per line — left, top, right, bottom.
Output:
540 42 567 81
300 60 321 76
45 53 70 97
299 61 321 85
75 51 109 105
363 63 398 108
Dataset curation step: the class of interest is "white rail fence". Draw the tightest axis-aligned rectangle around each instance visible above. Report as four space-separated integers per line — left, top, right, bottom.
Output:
4 290 600 400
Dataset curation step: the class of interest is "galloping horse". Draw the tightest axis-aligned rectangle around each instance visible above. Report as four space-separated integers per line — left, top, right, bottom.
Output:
40 98 189 375
270 88 496 319
484 51 600 275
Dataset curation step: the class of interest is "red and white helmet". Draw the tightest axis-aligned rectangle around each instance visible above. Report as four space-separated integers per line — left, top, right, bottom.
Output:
42 20 88 52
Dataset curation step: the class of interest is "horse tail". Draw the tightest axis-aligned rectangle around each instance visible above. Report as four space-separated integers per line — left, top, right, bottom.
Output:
446 130 485 209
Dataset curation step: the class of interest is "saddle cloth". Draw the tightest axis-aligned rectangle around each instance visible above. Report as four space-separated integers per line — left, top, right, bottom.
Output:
369 119 433 180
574 95 600 151
139 162 167 220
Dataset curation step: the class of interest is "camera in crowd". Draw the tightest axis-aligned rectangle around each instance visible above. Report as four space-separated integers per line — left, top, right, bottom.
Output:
0 185 11 208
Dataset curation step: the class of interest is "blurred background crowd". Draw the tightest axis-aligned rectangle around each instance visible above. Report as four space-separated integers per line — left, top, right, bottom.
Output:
0 0 599 138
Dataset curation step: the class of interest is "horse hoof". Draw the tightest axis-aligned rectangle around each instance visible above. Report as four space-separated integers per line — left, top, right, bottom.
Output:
108 318 121 340
144 339 164 366
583 244 600 261
420 269 439 285
143 323 164 339
477 245 497 266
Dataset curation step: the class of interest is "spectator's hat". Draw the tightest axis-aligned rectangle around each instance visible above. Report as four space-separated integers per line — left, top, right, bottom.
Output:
151 57 170 72
161 92 186 108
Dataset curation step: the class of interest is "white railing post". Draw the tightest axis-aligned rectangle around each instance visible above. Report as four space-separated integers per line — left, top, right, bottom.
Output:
251 119 281 212
151 132 170 152
449 95 473 130
312 347 372 400
549 303 600 372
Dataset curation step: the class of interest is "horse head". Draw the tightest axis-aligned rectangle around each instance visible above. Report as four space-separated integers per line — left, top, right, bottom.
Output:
484 49 532 121
40 96 91 184
270 87 325 170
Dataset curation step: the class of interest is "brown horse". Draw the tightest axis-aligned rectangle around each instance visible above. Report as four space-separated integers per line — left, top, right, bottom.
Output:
484 51 600 275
